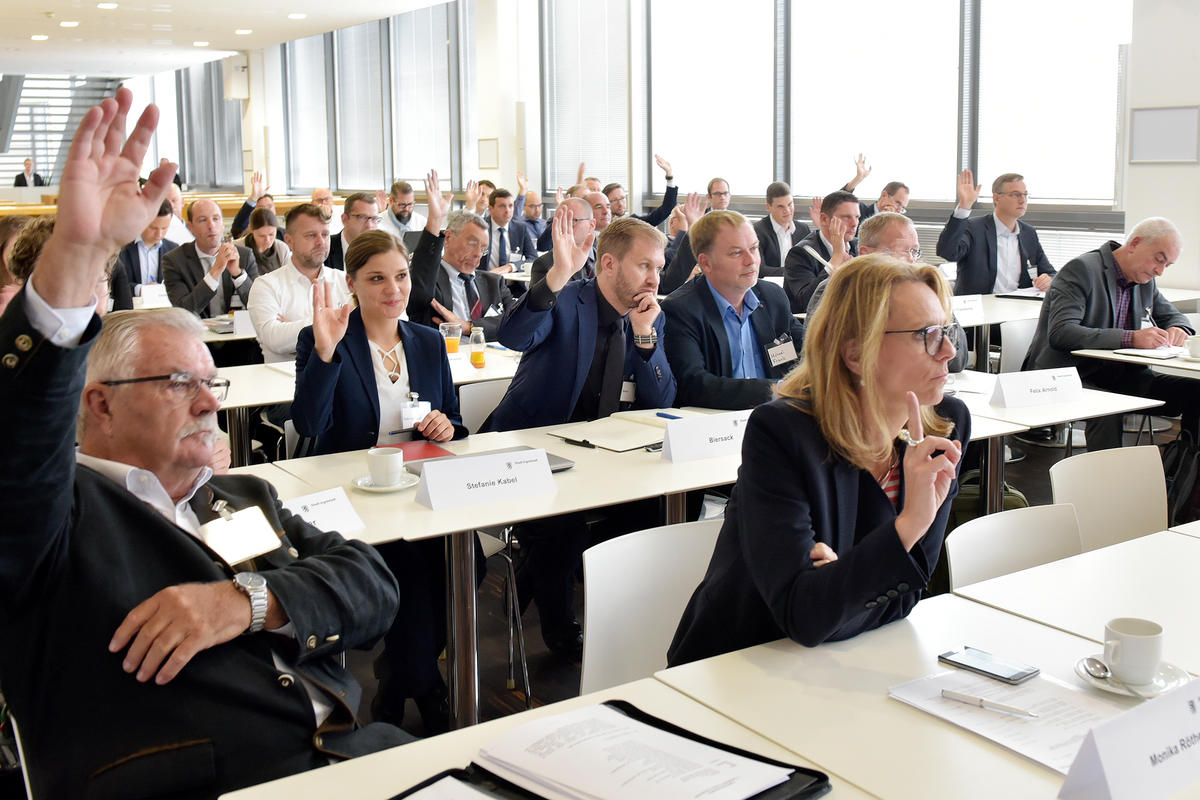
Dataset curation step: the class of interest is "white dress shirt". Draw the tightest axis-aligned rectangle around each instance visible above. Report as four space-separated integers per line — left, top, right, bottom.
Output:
166 214 193 244
442 261 471 320
991 213 1022 294
247 262 352 362
370 339 414 446
769 217 795 263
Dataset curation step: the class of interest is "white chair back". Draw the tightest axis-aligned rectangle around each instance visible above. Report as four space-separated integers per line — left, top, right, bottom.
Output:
458 378 513 434
12 714 33 800
998 317 1039 373
1049 445 1167 551
947 503 1082 589
580 519 722 694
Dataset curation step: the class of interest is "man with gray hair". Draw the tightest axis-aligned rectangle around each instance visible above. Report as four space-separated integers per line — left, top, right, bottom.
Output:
0 89 408 799
406 171 516 340
1026 216 1198 450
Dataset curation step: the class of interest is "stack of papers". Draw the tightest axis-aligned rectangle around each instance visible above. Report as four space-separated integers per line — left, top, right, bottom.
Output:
1113 345 1188 359
547 409 715 452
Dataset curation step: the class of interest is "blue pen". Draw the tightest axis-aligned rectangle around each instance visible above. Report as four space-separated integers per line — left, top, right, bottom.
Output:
657 412 681 420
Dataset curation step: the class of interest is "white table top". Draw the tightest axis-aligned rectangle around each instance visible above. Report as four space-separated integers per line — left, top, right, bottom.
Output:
228 462 316 500
1073 348 1200 375
1160 286 1200 304
958 294 1045 327
501 270 533 283
654 595 1158 800
218 363 296 410
219 679 874 799
446 348 520 386
201 309 258 343
1170 519 1200 539
955 531 1200 675
946 369 1163 427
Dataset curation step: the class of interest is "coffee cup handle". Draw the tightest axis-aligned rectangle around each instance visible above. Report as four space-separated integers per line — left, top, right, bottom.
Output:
1105 639 1120 662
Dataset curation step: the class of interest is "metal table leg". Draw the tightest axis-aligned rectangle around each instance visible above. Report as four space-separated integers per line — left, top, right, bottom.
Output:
984 436 1005 514
226 407 252 467
974 325 992 373
665 492 687 524
445 530 480 729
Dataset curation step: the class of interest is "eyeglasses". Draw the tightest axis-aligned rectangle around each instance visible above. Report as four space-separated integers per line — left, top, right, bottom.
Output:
883 247 923 261
999 191 1029 200
349 213 382 225
884 322 960 356
392 201 416 210
101 372 230 402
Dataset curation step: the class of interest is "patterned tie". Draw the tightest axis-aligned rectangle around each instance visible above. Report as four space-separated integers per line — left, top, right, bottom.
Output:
460 272 483 319
498 226 509 267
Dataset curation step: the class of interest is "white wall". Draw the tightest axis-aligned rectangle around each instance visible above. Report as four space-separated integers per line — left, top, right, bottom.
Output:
473 0 541 194
1126 0 1200 289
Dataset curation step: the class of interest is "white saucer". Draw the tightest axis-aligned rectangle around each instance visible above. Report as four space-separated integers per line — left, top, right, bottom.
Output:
352 473 419 493
1074 655 1191 698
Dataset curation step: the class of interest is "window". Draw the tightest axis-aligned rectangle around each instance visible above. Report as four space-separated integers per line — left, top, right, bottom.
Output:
286 33 331 190
978 0 1132 204
649 0 773 195
789 1 959 202
543 0 629 190
178 61 243 188
335 21 386 190
391 3 455 182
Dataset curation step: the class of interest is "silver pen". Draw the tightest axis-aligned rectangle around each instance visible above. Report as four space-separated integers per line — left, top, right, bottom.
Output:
941 688 1038 717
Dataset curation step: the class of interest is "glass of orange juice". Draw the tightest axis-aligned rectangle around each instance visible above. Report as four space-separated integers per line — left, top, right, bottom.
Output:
469 328 486 368
439 322 462 354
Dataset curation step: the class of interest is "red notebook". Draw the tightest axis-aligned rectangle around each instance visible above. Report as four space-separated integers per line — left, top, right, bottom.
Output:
374 441 455 462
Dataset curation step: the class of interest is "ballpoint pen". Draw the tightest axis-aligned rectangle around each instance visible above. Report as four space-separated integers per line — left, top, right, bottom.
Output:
941 688 1038 717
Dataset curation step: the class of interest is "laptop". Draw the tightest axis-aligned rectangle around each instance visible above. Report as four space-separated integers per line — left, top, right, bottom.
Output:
404 445 575 476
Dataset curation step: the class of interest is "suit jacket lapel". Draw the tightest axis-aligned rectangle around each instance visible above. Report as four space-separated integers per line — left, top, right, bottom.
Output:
697 277 734 376
983 216 998 290
1100 245 1120 324
344 310 382 424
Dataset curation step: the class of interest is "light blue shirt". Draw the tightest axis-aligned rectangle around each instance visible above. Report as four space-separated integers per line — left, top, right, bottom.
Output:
706 281 766 379
135 238 164 293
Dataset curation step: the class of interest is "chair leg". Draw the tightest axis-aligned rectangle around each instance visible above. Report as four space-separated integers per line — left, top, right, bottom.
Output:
498 551 532 708
1064 421 1074 459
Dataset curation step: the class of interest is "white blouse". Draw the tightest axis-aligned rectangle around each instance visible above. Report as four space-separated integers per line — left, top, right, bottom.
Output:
369 338 414 445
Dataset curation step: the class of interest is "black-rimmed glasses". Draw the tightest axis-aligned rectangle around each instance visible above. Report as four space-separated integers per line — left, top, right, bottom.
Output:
101 372 230 402
884 322 960 356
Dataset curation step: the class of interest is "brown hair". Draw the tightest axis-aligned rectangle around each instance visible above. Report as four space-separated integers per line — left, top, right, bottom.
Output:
0 215 31 284
344 230 410 279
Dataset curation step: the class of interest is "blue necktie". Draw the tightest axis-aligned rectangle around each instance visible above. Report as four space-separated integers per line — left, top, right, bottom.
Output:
498 226 509 266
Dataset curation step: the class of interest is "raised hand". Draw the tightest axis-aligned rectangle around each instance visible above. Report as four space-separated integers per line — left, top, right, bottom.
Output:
654 154 673 178
425 168 451 230
576 161 586 185
37 87 176 308
464 179 480 214
547 203 594 292
555 185 565 205
808 196 823 228
668 205 687 237
853 153 871 186
516 169 528 195
826 217 850 269
956 169 981 210
682 192 705 228
249 170 267 203
895 391 961 551
312 278 352 363
375 189 389 215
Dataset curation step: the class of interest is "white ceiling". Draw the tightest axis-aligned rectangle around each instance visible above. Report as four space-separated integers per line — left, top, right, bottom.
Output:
0 0 444 77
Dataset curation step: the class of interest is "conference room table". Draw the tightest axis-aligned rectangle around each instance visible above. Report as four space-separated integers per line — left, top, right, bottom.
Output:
654 594 1154 800
1170 519 1200 539
1073 347 1200 376
219 678 873 799
217 363 297 467
950 294 1043 372
954 531 1200 675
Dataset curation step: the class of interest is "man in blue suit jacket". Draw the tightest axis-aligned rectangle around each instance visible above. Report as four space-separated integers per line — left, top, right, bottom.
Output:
114 199 178 306
479 189 537 272
663 210 803 410
936 169 1055 296
482 212 675 658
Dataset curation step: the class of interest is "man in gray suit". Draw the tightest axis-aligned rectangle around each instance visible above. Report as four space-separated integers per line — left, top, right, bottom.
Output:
1026 217 1197 450
163 197 258 317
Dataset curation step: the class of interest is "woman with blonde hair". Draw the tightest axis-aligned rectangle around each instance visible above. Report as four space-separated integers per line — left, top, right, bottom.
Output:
669 253 969 665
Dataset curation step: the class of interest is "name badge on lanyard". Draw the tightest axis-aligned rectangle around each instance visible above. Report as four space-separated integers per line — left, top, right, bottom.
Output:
620 380 637 403
198 502 281 567
764 335 798 368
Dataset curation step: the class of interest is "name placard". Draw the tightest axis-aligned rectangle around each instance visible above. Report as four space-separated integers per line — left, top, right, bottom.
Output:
415 448 555 510
951 294 985 328
990 367 1082 408
282 487 365 536
1060 681 1200 800
134 283 171 309
661 409 752 463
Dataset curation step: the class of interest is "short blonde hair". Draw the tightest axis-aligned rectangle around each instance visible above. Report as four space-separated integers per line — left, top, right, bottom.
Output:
690 210 747 258
777 253 953 469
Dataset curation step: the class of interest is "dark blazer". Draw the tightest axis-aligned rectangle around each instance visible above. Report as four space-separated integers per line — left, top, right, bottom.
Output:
117 237 179 292
1026 241 1192 379
631 184 678 228
478 218 538 270
408 230 516 341
660 232 698 295
752 215 812 276
661 276 803 409
668 395 969 666
481 279 676 432
0 294 406 800
293 309 466 454
522 216 548 243
13 172 45 187
782 230 859 313
325 232 346 271
163 243 259 318
108 261 134 311
936 212 1055 295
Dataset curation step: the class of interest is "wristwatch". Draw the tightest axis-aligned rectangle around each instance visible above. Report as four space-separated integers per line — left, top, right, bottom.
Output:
233 572 269 634
632 330 658 348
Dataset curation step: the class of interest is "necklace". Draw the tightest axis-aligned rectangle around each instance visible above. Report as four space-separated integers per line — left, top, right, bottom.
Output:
872 450 898 484
374 341 403 384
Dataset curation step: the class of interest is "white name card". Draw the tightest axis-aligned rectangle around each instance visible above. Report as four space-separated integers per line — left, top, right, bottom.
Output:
282 487 365 536
1060 681 1200 800
951 294 985 328
197 505 281 566
990 367 1082 408
415 448 555 510
134 283 171 309
661 409 752 463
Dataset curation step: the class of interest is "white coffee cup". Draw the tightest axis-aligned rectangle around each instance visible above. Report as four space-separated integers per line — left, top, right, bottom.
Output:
367 446 405 487
1103 617 1163 686
1187 335 1200 358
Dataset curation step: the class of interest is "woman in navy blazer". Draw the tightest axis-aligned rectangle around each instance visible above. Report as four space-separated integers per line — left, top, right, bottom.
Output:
669 254 970 666
292 230 467 733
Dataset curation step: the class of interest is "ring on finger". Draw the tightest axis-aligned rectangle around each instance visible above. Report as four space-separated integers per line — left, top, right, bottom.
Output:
898 428 925 447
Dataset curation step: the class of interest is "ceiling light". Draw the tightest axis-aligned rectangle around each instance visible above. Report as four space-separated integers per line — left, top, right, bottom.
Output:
60 20 80 27
287 12 306 19
96 2 118 7
30 34 49 41
234 28 252 35
192 40 208 46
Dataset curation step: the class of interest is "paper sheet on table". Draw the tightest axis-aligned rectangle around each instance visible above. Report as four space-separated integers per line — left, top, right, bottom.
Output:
474 704 792 800
997 287 1045 299
266 361 297 377
1113 345 1188 359
546 417 664 452
282 487 365 535
889 670 1128 774
610 407 715 429
402 776 493 799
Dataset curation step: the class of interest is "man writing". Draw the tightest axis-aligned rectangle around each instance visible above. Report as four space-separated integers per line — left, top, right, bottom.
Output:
0 89 407 799
1025 217 1198 451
